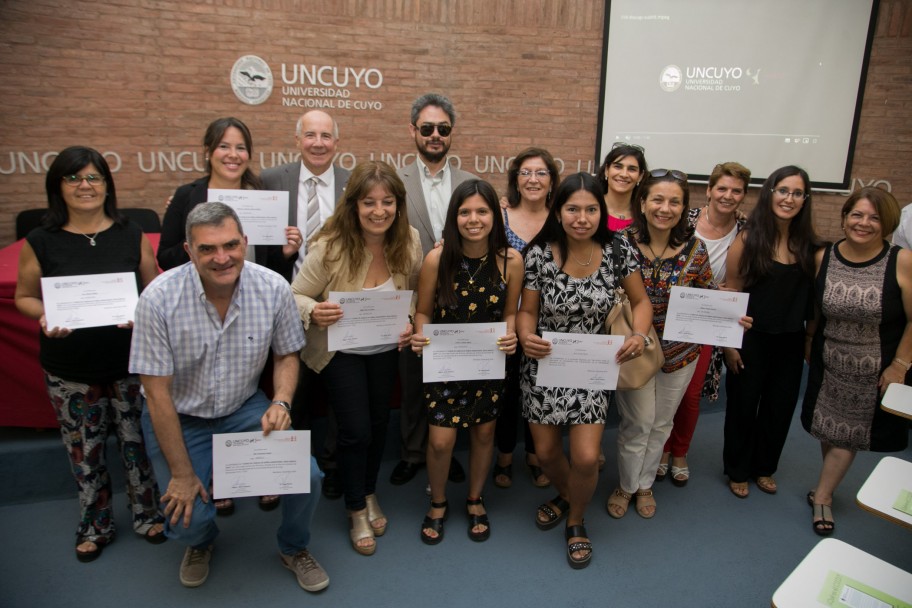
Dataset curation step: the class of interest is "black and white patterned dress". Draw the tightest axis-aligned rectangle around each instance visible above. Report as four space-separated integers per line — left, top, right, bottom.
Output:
521 238 638 424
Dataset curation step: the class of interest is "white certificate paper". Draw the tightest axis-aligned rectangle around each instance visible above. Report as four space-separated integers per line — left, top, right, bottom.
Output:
212 431 311 499
663 286 749 348
423 322 507 382
208 189 289 245
536 331 623 390
41 272 138 330
327 290 413 351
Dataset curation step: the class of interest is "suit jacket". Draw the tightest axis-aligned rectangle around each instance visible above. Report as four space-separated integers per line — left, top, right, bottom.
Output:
260 163 351 227
156 176 297 281
397 161 475 254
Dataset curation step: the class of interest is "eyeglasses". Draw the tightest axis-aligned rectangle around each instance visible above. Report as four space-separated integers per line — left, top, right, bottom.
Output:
771 187 808 200
62 174 105 186
414 123 452 137
611 141 646 153
650 168 688 181
517 169 550 179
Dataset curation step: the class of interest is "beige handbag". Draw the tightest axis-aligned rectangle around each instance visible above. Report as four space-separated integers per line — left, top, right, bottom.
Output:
605 235 664 390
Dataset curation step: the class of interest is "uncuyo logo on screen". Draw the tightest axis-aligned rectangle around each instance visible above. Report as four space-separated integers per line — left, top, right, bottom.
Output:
659 65 683 92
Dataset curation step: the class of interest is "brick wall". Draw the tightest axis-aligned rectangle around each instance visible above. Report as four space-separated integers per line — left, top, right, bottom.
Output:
0 0 909 246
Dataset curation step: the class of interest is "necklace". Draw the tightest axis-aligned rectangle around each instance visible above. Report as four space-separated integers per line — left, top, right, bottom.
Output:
702 206 734 236
79 230 101 246
570 243 594 266
462 254 488 285
645 241 669 265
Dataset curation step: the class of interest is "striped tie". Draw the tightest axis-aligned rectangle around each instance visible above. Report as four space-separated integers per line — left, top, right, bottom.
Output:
305 176 321 243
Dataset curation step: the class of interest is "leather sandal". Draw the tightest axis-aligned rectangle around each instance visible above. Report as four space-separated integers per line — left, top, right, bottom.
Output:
526 456 550 488
141 522 167 545
466 497 490 542
492 463 513 489
258 495 281 511
811 503 835 536
420 500 449 545
728 479 749 499
365 494 387 536
214 497 234 516
349 509 376 556
655 462 669 482
536 495 569 530
606 488 633 519
670 465 690 487
635 489 656 519
755 476 777 494
565 523 592 569
76 536 110 563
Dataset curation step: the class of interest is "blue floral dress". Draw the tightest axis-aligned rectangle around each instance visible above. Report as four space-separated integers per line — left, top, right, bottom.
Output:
426 253 507 428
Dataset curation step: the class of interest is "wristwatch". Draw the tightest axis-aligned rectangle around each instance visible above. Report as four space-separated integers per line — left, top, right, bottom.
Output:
632 332 653 347
270 400 292 413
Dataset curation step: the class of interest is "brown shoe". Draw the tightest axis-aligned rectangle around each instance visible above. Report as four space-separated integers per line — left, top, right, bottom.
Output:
280 550 329 592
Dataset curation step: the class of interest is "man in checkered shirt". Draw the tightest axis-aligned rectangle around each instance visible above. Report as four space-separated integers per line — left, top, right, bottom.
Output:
130 202 328 592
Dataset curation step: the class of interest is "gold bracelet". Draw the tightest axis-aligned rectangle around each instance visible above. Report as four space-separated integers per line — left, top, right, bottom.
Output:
892 357 912 371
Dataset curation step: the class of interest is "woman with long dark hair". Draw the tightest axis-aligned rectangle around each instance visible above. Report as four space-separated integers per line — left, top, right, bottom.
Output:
597 143 648 231
411 179 523 545
15 146 164 561
518 172 652 568
723 165 822 498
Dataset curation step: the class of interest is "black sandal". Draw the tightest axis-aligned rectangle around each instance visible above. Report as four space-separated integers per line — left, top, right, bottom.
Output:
466 497 490 542
565 524 592 569
492 463 513 489
76 536 110 563
811 502 835 536
420 500 449 545
536 495 569 530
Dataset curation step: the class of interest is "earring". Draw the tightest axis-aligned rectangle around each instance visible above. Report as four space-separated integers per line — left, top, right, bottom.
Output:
397 211 401 218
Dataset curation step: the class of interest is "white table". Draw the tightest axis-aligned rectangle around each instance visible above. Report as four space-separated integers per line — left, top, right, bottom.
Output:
882 382 912 420
771 538 912 607
856 456 912 530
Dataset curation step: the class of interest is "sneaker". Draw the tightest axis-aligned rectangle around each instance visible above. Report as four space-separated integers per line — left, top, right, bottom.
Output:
179 545 213 587
280 550 329 592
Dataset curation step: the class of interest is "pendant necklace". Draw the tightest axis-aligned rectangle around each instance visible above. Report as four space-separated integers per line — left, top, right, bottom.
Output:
80 231 101 246
570 243 594 266
463 254 488 285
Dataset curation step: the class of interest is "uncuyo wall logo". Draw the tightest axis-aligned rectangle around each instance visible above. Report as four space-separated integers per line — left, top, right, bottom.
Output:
231 55 274 105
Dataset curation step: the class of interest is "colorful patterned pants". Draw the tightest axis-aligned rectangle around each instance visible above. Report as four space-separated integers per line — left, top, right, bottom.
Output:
44 372 163 544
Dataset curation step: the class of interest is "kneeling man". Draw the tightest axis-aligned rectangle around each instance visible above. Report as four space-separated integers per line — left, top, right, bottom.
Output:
130 202 326 591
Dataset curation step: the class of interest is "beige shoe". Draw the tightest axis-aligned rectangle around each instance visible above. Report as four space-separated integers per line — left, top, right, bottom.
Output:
348 510 376 556
280 549 330 592
365 494 387 536
179 545 213 588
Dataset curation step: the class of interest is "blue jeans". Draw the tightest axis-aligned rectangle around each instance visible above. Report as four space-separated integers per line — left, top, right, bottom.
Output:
141 389 322 554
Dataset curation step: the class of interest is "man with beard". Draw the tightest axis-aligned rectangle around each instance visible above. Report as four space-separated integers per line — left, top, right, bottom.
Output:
391 93 475 486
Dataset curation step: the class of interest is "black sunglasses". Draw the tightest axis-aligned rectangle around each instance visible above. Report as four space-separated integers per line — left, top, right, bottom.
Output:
414 123 452 137
650 168 688 181
611 141 646 153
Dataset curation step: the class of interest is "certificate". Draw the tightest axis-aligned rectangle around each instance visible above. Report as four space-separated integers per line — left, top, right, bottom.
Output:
208 189 289 245
41 272 138 330
212 431 311 499
327 290 413 351
663 286 749 348
536 331 623 390
423 322 506 382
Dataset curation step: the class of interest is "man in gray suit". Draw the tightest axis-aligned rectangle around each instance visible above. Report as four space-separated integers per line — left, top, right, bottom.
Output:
261 110 350 497
261 110 350 276
391 93 474 485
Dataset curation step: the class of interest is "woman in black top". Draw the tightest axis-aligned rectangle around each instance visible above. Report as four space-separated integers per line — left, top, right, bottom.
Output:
15 146 164 562
723 165 822 499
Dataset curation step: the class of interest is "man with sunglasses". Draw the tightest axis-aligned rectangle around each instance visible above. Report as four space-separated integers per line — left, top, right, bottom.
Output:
391 93 475 486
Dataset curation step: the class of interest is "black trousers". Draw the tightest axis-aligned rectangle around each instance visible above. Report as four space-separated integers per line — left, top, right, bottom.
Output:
723 330 805 483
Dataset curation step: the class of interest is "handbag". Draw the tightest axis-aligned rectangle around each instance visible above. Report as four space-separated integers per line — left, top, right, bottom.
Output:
604 234 664 390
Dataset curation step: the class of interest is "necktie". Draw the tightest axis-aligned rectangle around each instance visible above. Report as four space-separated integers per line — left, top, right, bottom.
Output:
305 176 321 243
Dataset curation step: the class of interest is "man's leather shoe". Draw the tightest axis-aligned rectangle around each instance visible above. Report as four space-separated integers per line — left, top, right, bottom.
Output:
448 457 466 483
390 460 424 485
321 469 342 499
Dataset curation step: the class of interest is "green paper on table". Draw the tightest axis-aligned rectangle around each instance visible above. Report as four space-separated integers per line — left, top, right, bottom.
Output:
817 570 911 608
893 488 912 516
